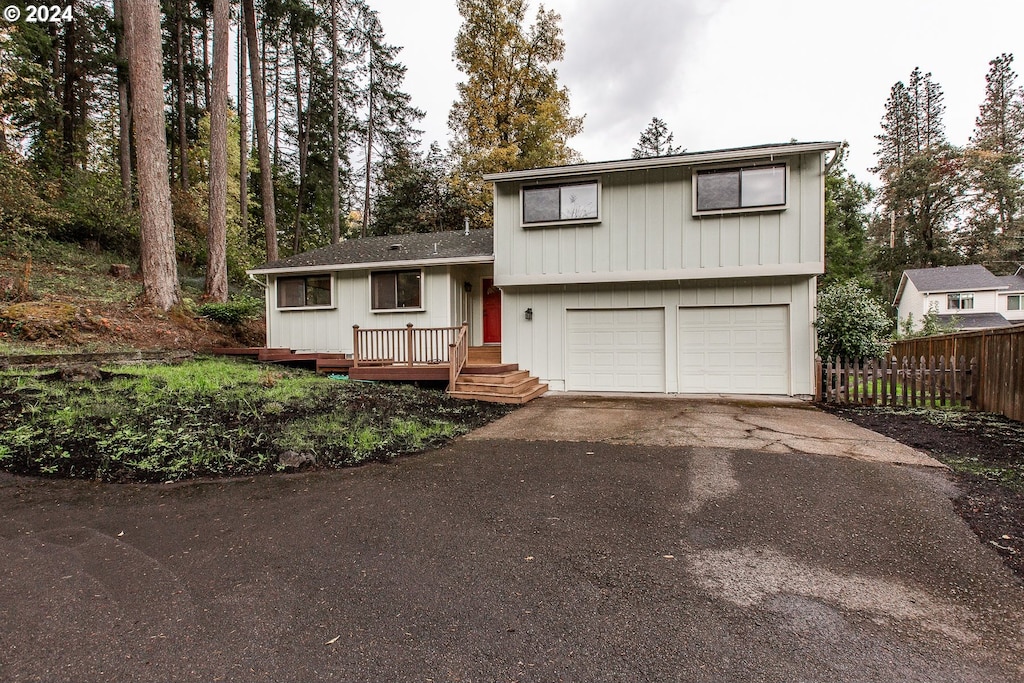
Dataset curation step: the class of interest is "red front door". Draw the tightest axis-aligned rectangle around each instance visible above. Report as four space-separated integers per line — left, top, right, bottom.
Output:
482 278 501 344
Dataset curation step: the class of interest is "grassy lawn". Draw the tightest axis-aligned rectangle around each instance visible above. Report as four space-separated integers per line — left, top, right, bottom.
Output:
0 357 515 482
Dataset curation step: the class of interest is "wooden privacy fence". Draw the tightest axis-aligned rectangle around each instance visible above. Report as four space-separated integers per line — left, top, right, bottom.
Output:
352 324 465 367
818 355 977 408
890 326 1024 423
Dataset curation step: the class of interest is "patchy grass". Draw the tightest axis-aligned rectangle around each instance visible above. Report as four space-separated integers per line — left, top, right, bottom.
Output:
0 357 515 482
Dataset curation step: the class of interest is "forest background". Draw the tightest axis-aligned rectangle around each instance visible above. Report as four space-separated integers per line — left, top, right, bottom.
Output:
0 0 1021 318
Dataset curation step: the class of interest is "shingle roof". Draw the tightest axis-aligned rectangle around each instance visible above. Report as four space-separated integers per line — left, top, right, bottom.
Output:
249 229 494 273
936 312 1012 330
995 273 1024 292
903 265 1006 292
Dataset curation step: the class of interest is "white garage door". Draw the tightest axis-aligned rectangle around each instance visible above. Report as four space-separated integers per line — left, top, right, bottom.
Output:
678 305 789 394
566 309 666 392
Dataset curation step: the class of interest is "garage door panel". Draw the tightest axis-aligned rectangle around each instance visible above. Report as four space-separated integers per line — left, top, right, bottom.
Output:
567 309 665 392
678 305 789 394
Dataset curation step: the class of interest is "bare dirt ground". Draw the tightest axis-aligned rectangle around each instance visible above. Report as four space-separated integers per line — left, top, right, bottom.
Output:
822 404 1024 579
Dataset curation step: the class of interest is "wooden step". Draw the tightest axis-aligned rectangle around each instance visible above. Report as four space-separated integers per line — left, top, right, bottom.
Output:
449 381 548 404
456 370 530 385
461 363 519 374
453 376 538 396
467 346 502 363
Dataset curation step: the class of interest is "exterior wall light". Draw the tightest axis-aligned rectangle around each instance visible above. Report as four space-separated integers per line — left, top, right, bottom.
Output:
525 307 533 320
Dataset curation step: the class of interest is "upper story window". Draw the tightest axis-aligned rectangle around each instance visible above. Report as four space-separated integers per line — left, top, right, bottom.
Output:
1007 294 1022 311
522 180 599 226
694 164 787 213
947 292 974 310
371 269 422 310
277 274 332 309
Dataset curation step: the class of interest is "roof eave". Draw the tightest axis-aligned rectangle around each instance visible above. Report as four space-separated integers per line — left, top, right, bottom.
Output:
482 141 842 183
247 254 494 276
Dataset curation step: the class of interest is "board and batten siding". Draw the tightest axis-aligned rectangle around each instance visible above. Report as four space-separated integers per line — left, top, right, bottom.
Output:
493 152 824 286
500 276 817 395
266 266 455 353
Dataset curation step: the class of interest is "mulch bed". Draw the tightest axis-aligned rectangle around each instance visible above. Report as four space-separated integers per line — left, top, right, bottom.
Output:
822 404 1024 580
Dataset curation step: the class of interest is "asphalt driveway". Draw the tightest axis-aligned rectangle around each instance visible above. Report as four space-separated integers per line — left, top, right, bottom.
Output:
1 395 1022 682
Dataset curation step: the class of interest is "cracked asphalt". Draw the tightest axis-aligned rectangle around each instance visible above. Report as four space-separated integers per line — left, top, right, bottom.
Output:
1 395 1022 682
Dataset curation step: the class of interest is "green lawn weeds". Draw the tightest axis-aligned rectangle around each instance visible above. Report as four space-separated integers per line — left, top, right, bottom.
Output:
0 357 515 482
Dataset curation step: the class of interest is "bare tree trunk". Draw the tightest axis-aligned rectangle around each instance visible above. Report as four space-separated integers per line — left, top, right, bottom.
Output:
362 64 372 238
243 0 277 262
202 5 211 110
175 1 188 188
113 0 132 201
123 0 180 311
205 0 229 302
330 0 340 244
61 0 79 168
238 18 248 238
291 31 311 254
272 40 280 167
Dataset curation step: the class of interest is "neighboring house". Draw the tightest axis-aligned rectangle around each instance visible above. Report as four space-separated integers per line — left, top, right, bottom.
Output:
250 140 841 397
893 265 1022 332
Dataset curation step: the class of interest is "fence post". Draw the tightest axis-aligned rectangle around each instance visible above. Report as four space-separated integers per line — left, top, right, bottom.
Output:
929 355 937 409
815 358 823 402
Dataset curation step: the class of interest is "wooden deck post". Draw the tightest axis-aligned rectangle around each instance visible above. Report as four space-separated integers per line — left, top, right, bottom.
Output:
352 325 360 368
406 323 414 367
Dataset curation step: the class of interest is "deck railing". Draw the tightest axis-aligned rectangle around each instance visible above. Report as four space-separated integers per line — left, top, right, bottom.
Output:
448 324 469 390
352 323 465 368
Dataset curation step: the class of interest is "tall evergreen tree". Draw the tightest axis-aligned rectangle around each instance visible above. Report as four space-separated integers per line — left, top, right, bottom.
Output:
632 117 682 158
823 144 873 287
873 67 962 277
964 53 1024 267
448 0 583 228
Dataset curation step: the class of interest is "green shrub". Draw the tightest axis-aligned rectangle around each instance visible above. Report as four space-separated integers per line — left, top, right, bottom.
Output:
196 294 264 326
816 279 892 361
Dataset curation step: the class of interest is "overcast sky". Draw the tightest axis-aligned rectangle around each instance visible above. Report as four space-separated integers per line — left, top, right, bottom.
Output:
365 0 1024 188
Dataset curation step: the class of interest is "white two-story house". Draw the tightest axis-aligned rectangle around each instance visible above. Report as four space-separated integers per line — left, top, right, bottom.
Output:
893 265 1024 332
249 141 840 398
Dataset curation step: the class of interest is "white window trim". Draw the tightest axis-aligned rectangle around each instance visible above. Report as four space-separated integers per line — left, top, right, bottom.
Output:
691 163 789 217
519 178 602 228
275 273 335 311
1007 294 1023 311
369 268 425 313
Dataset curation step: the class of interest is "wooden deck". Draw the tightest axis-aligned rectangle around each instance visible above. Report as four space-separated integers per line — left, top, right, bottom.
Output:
211 331 546 403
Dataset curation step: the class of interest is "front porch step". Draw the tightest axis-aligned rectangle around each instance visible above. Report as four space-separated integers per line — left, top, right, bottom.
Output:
467 346 502 364
449 370 548 404
456 369 530 385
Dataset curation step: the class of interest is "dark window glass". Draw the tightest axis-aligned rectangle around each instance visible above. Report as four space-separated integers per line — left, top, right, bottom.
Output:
371 270 421 309
523 182 599 224
696 164 786 212
947 293 974 310
1008 295 1022 311
696 170 740 211
278 275 332 308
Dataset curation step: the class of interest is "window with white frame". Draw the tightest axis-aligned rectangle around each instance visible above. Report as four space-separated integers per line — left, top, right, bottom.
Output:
277 274 332 308
695 164 786 212
947 292 975 310
522 181 599 225
1007 294 1022 311
371 270 422 310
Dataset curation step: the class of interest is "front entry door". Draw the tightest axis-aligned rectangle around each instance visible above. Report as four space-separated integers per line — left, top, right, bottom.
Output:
482 278 501 344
